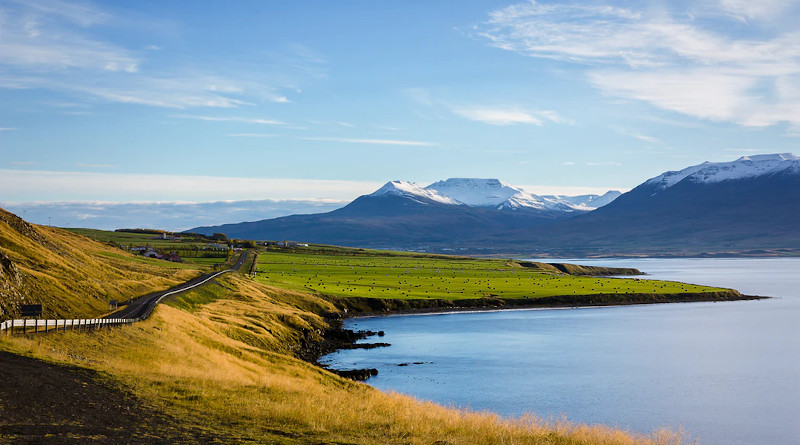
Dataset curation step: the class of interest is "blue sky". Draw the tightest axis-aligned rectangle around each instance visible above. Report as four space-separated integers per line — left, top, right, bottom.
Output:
2 0 800 228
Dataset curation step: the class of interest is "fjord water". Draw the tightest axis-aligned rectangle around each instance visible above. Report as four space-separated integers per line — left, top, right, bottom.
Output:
320 258 800 445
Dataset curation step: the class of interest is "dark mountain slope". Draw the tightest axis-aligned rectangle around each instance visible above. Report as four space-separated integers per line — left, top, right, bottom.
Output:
191 194 569 247
502 170 800 255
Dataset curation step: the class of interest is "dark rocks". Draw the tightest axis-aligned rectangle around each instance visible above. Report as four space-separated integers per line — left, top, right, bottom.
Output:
331 368 378 381
336 342 391 350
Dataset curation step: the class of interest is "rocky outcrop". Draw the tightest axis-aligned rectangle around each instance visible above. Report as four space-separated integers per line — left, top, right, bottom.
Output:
0 251 27 319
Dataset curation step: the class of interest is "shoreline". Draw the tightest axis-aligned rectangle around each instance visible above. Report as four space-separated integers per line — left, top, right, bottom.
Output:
310 290 767 379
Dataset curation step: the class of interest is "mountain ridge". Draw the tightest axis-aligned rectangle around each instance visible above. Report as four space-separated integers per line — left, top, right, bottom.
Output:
190 154 800 256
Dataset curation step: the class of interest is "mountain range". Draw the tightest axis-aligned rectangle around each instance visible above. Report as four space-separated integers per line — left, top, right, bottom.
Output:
191 154 800 256
190 179 620 248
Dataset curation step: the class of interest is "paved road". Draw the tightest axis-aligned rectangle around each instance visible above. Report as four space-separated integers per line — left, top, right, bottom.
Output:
104 251 250 320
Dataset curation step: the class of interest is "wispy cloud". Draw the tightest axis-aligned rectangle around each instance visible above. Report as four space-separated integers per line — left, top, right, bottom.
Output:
478 1 800 130
76 163 114 168
0 127 17 131
611 126 660 143
175 115 285 125
374 125 402 131
10 161 34 166
406 88 571 127
717 0 798 22
452 106 569 126
302 137 435 146
0 1 312 108
308 120 355 128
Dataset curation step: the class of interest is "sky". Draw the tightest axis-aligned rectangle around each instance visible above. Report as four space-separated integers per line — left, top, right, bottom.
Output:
2 0 800 229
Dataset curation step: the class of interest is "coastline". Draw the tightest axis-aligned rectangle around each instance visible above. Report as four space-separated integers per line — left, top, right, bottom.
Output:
310 290 766 379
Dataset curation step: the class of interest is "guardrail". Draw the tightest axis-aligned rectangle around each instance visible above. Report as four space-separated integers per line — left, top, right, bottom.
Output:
0 318 136 335
0 252 246 336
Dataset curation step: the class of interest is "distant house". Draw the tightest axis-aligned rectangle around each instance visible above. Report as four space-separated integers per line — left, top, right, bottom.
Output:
143 249 160 258
152 233 181 241
164 252 182 262
130 246 148 252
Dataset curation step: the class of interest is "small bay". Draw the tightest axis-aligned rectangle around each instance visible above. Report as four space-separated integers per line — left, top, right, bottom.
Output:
320 258 800 445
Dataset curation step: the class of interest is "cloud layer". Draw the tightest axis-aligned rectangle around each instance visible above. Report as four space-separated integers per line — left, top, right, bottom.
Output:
0 169 382 202
1 199 345 232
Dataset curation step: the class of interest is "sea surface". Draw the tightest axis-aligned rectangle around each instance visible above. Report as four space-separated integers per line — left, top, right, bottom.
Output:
320 258 800 445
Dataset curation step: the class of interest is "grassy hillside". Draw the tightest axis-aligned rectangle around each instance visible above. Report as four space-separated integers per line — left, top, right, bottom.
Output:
0 208 202 319
1 274 688 444
0 210 730 443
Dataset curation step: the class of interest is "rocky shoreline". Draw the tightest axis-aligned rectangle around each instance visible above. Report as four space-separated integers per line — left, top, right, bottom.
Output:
308 290 766 380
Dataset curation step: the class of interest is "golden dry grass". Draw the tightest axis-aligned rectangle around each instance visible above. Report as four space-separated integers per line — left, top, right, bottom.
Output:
1 274 694 445
0 208 201 319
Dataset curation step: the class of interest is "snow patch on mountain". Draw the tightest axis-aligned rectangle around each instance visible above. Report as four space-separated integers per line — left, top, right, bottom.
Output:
543 191 622 210
369 180 463 205
646 153 800 190
425 178 522 207
425 178 572 211
367 178 621 212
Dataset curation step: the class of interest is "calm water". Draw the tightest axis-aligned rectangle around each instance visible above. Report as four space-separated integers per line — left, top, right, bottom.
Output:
320 258 800 445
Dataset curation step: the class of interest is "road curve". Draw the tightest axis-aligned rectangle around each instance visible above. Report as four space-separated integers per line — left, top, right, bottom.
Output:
104 250 251 320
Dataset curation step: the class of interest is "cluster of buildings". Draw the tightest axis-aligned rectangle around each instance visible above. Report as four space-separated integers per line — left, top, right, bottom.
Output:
129 246 182 262
264 241 309 247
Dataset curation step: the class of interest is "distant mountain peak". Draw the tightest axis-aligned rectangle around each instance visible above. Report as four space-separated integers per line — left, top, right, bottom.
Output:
737 153 798 162
645 153 800 190
426 177 539 208
542 190 623 210
369 180 463 205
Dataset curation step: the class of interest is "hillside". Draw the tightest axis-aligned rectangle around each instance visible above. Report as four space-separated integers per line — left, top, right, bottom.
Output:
2 264 699 444
0 207 201 319
508 154 800 256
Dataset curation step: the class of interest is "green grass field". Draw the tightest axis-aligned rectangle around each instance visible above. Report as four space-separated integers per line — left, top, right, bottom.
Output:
254 249 725 300
67 228 229 267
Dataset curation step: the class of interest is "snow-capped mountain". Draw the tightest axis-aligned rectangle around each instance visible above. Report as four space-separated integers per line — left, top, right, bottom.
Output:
645 153 800 190
366 178 608 213
190 153 800 255
542 191 622 210
425 178 534 208
502 152 800 255
369 180 463 205
423 178 590 212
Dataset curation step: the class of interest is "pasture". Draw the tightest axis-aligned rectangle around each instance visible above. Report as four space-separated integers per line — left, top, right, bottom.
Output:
254 249 724 300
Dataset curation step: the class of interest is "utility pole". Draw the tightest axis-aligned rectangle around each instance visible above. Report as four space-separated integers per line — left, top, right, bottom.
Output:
48 216 52 227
